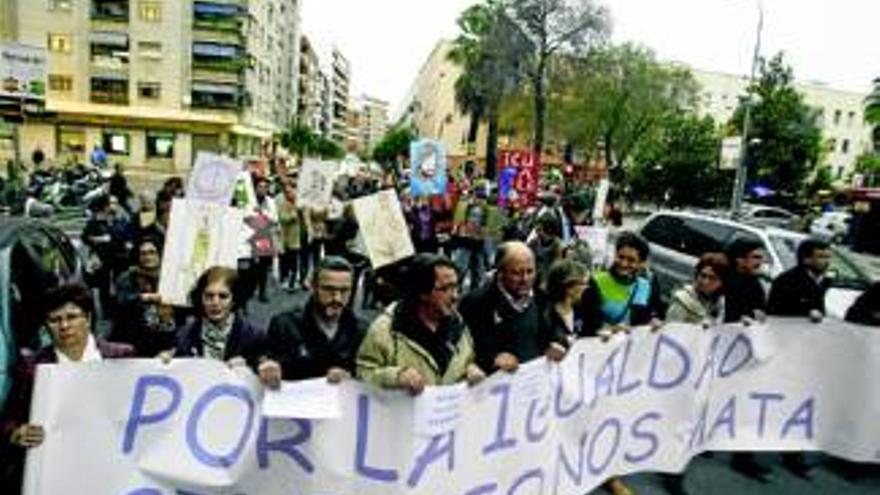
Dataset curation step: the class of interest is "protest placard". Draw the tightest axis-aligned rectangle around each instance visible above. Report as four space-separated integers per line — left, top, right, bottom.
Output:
157 198 244 306
25 320 880 495
296 159 338 208
498 150 540 208
410 139 448 197
185 152 242 205
352 189 415 268
574 225 609 267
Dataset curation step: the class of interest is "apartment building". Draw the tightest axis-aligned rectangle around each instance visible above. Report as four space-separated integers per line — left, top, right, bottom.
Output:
347 93 388 156
691 67 873 182
2 0 301 185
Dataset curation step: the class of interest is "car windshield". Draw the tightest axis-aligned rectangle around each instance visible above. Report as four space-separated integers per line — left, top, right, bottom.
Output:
769 233 868 289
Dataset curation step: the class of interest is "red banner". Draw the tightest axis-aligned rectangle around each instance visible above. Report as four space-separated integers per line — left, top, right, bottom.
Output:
498 150 540 208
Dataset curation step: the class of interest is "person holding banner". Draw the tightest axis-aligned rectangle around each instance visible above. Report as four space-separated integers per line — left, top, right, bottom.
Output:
357 254 485 395
580 232 656 337
665 253 730 326
723 238 768 324
0 284 134 491
544 259 590 344
265 256 368 383
460 241 568 375
171 267 278 386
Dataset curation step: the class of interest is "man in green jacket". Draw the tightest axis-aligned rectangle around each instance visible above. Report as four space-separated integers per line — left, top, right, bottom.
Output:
357 253 486 395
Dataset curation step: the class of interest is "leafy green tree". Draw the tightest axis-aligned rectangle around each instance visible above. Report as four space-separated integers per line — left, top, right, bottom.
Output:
372 126 416 166
314 136 345 160
449 1 530 178
508 0 609 155
552 44 698 181
730 53 823 195
279 120 317 162
855 151 880 187
629 113 729 207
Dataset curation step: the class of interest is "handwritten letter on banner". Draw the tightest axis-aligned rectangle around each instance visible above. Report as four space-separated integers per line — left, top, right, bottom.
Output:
352 189 415 268
25 320 880 495
158 198 244 306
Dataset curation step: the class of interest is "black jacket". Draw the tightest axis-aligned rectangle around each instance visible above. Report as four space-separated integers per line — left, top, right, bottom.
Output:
768 266 831 317
459 281 563 373
175 312 265 370
265 298 368 380
724 272 767 322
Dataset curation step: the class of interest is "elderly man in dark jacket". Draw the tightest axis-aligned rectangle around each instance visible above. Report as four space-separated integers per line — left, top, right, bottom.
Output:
459 241 566 375
264 256 368 382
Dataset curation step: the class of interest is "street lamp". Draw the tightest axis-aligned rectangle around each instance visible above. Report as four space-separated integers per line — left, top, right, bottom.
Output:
731 0 764 217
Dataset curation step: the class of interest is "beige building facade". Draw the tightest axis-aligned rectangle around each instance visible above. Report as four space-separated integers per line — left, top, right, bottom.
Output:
347 93 388 156
398 40 486 163
691 67 873 183
2 0 301 187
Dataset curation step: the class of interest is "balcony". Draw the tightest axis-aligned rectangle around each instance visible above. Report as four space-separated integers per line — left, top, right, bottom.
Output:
90 31 129 71
90 76 129 105
192 42 247 73
191 82 242 110
193 2 244 33
91 0 129 22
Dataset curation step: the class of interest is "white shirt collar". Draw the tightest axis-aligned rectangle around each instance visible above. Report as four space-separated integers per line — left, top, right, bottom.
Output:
56 334 103 363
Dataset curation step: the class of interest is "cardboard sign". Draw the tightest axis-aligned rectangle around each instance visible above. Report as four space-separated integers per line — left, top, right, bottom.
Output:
410 139 448 197
498 150 540 208
352 189 415 268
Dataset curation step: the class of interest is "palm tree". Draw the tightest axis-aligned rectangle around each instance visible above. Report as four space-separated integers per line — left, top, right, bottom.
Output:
448 1 526 180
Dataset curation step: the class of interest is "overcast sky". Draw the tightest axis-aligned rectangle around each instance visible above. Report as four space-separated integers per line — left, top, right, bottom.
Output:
303 0 879 112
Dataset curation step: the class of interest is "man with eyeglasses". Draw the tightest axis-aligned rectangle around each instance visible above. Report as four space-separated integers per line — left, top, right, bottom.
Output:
262 256 367 386
357 253 485 395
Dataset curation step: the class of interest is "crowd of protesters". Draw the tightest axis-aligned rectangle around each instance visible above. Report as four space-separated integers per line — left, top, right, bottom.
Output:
1 161 879 495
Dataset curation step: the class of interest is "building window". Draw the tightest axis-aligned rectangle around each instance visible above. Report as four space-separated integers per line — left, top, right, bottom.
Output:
138 82 161 99
827 138 837 152
139 1 161 22
48 74 73 92
146 132 174 158
57 127 86 154
848 111 855 127
48 0 73 11
91 77 129 104
841 139 850 154
102 131 130 155
137 41 162 59
48 33 72 53
833 109 842 125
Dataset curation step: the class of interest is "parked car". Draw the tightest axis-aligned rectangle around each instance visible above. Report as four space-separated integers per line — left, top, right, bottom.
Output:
810 210 852 243
639 211 872 320
0 217 80 411
740 204 801 230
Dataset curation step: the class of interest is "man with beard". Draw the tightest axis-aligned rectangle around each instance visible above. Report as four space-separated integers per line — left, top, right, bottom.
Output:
262 257 367 384
357 253 485 394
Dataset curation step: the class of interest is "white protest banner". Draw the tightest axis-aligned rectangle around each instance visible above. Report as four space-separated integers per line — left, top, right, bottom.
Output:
263 378 342 419
352 189 415 268
158 198 244 306
186 152 243 205
297 159 338 208
25 319 880 495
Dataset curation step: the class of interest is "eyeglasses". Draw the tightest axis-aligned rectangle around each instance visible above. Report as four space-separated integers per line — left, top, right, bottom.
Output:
46 312 86 327
318 285 352 295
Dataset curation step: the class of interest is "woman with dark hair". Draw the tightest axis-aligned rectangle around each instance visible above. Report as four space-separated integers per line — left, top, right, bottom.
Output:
544 259 590 344
666 253 730 325
172 266 267 371
111 235 180 357
0 283 133 489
